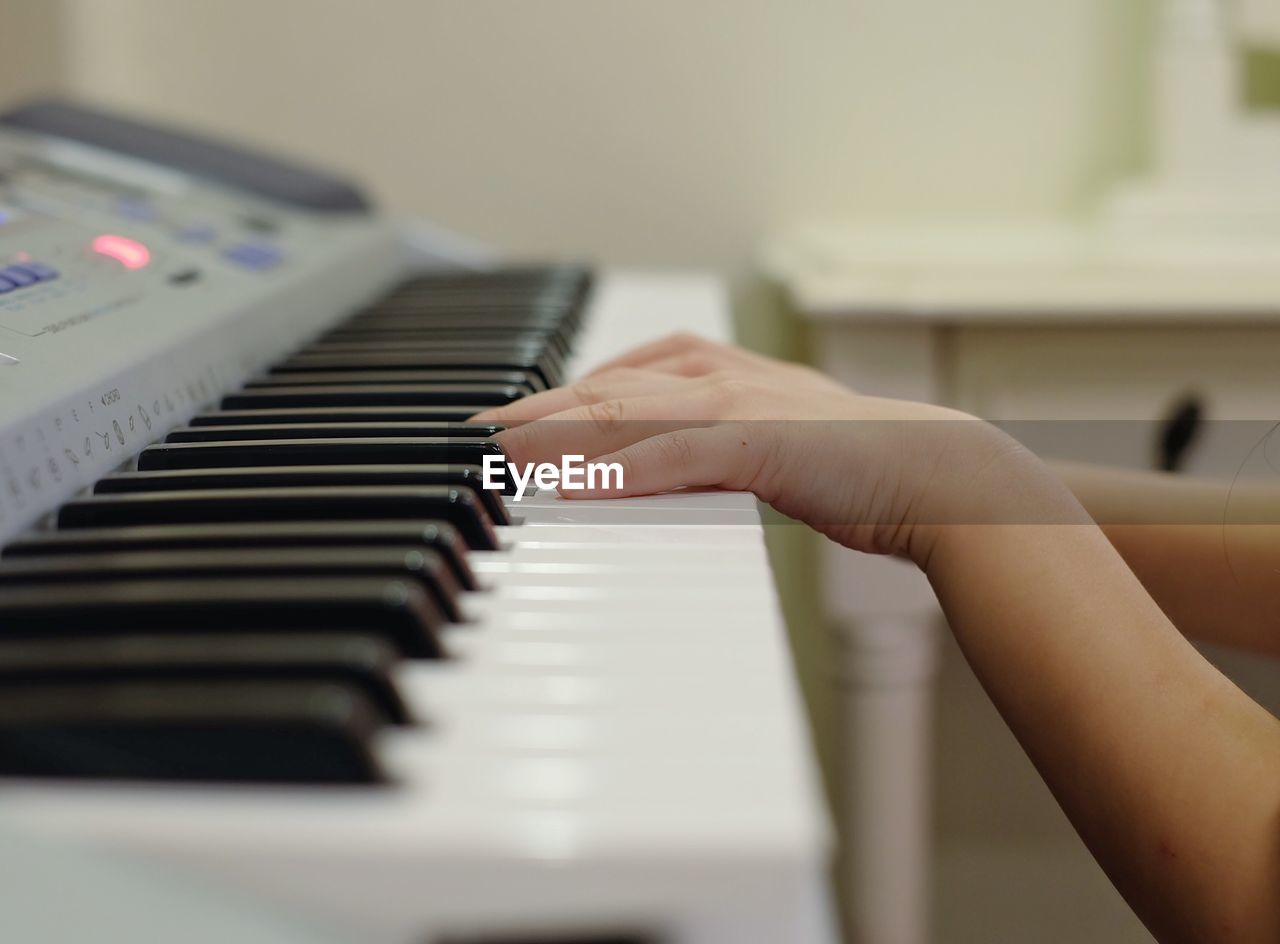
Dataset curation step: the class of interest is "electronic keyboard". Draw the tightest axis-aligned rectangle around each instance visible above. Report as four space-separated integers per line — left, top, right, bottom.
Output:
0 101 833 944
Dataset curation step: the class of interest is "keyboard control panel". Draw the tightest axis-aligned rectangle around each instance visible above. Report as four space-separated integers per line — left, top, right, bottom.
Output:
0 105 404 543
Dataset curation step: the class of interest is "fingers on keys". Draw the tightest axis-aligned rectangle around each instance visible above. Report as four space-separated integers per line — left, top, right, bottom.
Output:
493 391 720 467
560 425 771 499
472 368 689 426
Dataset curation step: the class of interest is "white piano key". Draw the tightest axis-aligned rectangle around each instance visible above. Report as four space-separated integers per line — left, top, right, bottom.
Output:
443 637 785 674
465 568 762 590
512 504 760 527
465 581 772 607
469 545 768 574
401 667 786 714
377 749 819 813
495 522 766 548
507 488 759 513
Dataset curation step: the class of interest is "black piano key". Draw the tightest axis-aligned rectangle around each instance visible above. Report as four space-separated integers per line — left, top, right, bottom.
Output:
346 311 569 331
1 522 477 589
395 264 590 293
321 321 564 335
352 285 579 309
354 324 562 345
58 486 499 550
138 437 503 476
190 407 493 425
96 464 512 519
165 422 503 442
373 283 585 310
264 363 550 388
0 546 465 623
376 279 576 299
245 370 543 393
0 681 386 783
0 577 445 658
222 384 525 409
369 268 591 322
369 283 580 306
320 327 570 358
295 338 552 353
405 262 590 285
276 351 563 388
305 333 553 347
0 634 411 725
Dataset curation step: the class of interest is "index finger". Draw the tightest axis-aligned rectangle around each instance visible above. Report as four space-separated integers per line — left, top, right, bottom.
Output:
470 370 688 426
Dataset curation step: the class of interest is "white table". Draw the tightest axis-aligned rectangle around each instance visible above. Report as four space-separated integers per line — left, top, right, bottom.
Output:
764 221 1280 944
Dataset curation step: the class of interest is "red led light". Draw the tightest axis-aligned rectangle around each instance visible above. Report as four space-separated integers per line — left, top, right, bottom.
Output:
92 234 151 270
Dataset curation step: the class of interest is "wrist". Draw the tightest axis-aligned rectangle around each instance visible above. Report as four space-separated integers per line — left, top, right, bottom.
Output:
907 424 1091 573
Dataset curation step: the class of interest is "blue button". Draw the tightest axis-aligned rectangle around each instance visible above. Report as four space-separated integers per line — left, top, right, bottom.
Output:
223 242 284 271
20 262 58 281
115 198 158 222
2 266 37 287
0 277 16 294
175 224 218 244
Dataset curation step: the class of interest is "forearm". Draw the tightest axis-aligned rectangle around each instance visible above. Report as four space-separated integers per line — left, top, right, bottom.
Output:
923 463 1280 943
1052 461 1280 657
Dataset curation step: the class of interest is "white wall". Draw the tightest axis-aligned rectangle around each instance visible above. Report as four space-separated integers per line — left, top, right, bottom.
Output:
58 0 1151 280
1241 0 1280 46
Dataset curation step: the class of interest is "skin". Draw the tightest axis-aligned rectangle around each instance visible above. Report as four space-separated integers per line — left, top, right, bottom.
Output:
1051 461 1280 659
473 332 1280 943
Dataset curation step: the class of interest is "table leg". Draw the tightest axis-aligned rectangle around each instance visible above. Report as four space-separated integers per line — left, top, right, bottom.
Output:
834 613 940 944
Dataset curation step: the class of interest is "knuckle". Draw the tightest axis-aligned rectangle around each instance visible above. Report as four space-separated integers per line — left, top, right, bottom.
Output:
614 450 638 482
609 366 649 383
666 331 709 354
586 397 626 435
678 352 714 376
657 430 696 468
570 379 603 405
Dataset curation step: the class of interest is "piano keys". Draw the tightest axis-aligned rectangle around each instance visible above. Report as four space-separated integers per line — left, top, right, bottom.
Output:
1 266 590 732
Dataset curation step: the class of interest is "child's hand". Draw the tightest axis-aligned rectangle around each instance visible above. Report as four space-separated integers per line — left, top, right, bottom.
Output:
473 334 1049 564
479 337 1280 939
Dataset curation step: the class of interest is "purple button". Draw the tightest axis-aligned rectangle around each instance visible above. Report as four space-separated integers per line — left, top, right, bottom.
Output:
175 224 218 244
21 262 58 281
224 242 284 271
2 266 37 287
115 198 158 222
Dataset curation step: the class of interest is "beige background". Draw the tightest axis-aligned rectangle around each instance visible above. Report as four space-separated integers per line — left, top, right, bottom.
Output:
0 3 65 104
49 0 1154 348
